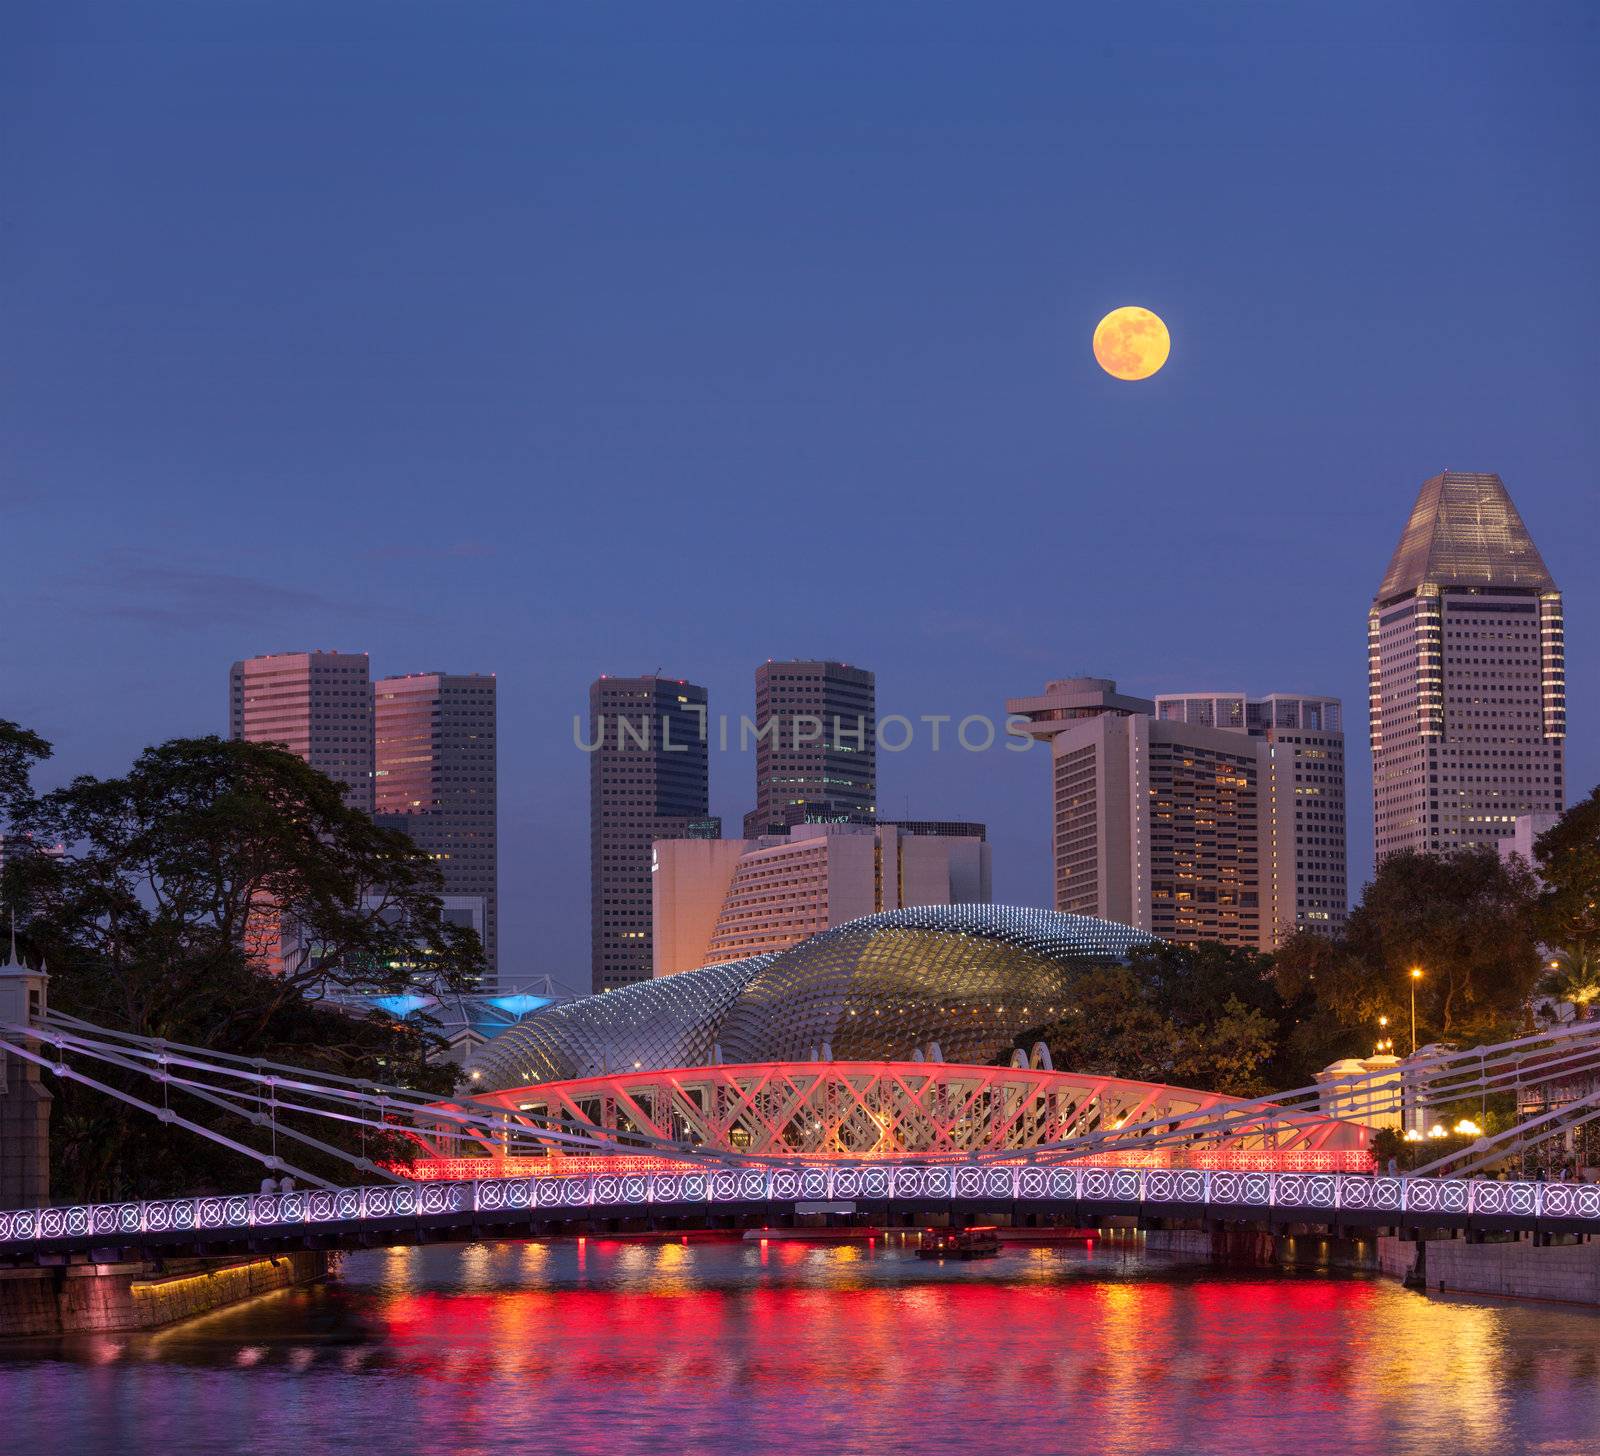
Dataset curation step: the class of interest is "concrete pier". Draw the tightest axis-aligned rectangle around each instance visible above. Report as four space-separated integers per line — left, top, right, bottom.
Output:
0 1251 329 1337
1380 1233 1600 1306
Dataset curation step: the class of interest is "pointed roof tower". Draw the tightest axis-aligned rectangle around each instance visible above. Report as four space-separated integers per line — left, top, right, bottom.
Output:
0 910 44 981
1376 471 1555 604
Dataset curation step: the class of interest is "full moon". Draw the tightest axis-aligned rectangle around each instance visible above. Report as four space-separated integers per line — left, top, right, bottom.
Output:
1093 306 1171 381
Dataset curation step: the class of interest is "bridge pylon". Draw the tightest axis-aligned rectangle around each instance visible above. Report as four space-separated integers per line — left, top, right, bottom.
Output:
0 922 50 1208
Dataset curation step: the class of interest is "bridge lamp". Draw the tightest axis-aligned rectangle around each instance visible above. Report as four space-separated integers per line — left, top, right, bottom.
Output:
1408 968 1424 1055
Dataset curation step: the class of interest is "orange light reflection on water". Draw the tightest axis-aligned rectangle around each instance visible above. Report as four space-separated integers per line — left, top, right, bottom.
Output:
338 1241 1586 1456
14 1241 1597 1456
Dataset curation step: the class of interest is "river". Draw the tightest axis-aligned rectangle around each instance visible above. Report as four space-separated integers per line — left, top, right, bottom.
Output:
3 1237 1598 1455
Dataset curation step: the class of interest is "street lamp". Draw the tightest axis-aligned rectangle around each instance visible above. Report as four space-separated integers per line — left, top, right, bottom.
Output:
1409 968 1424 1055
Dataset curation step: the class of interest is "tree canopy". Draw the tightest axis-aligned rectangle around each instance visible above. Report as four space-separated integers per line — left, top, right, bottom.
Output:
1531 788 1600 1010
0 722 481 1200
1014 943 1280 1097
1340 847 1540 1043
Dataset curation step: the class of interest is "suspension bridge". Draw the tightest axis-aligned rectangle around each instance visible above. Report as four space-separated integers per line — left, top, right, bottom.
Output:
4 961 1600 1266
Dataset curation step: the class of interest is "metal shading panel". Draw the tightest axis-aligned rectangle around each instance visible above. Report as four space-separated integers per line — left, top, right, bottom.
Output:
470 955 771 1090
715 905 1156 1065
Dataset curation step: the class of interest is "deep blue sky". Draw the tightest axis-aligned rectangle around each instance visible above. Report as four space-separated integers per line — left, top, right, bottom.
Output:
4 3 1596 988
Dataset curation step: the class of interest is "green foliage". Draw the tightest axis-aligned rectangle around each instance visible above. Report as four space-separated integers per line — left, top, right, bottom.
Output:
1341 847 1540 1043
1016 943 1279 1097
0 719 51 810
1532 789 1600 1009
1 729 477 1200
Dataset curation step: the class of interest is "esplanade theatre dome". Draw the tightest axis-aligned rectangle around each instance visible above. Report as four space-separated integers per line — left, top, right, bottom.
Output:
471 906 1155 1090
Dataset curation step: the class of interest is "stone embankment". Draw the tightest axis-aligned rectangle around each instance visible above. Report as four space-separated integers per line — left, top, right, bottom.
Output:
1380 1234 1600 1306
1145 1223 1600 1306
0 1251 329 1337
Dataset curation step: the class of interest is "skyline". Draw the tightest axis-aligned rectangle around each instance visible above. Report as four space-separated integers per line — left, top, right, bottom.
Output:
4 4 1596 982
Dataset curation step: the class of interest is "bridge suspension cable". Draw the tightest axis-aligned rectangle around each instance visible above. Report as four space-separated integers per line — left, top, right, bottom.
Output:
0 1012 747 1186
7 1011 1599 1184
960 1018 1600 1166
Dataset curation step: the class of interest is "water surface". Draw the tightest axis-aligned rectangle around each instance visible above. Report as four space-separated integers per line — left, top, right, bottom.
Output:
3 1236 1597 1456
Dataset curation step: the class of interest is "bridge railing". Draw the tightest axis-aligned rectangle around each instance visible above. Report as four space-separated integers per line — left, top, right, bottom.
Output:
3 1164 1599 1246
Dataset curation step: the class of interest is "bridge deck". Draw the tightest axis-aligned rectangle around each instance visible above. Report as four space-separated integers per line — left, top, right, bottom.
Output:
3 1163 1598 1262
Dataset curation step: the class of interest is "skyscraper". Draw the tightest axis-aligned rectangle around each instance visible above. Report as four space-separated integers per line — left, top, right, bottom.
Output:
588 675 715 993
1003 677 1155 920
229 651 374 813
744 660 876 836
1009 677 1346 948
1155 692 1347 940
1369 471 1565 859
374 673 498 982
229 650 374 974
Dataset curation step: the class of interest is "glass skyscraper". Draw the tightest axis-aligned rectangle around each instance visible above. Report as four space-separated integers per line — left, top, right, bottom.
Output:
1368 471 1565 859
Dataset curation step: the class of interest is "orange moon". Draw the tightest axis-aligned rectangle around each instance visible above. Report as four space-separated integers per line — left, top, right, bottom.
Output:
1093 306 1171 380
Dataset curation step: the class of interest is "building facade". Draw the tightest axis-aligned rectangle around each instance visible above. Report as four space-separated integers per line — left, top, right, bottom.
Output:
744 660 876 836
229 651 375 813
652 820 991 975
1004 677 1154 921
1009 677 1345 949
229 651 375 975
588 674 716 994
1369 471 1565 859
1156 692 1347 939
374 672 499 982
1497 811 1562 874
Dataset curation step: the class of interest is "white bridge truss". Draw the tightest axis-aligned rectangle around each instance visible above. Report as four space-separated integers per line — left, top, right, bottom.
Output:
443 1060 1366 1167
3 1162 1599 1255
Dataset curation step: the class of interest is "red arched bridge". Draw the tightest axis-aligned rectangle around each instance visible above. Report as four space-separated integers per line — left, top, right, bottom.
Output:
417 1060 1372 1173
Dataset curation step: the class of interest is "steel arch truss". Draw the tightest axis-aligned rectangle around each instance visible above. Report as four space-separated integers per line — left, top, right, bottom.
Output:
450 1061 1369 1167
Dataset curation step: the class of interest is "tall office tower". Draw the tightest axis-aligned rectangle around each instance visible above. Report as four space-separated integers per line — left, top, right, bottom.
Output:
1156 692 1347 941
744 660 876 836
229 651 374 974
229 651 375 813
588 675 716 993
374 673 498 983
1369 471 1565 859
1004 677 1156 918
1008 677 1261 947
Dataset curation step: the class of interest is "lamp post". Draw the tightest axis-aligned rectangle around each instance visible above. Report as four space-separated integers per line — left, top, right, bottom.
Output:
1409 967 1424 1055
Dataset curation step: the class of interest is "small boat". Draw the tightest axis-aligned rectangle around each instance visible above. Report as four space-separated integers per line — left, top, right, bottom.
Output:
917 1225 1002 1260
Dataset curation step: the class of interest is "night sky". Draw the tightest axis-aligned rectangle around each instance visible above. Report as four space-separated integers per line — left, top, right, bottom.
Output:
4 3 1596 987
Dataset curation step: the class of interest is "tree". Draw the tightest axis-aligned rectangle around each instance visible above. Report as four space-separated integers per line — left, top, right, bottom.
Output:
0 719 50 810
1262 930 1384 1090
1 730 481 1200
1341 848 1540 1044
1016 947 1278 1098
1531 788 1600 1013
1018 965 1182 1082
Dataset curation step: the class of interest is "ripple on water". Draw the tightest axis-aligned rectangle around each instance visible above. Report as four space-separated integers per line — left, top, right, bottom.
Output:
1 1240 1597 1456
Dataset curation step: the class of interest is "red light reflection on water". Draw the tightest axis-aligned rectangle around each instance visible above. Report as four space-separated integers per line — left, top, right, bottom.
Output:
17 1242 1594 1456
342 1243 1560 1456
